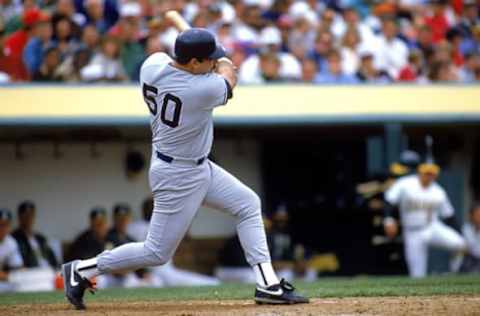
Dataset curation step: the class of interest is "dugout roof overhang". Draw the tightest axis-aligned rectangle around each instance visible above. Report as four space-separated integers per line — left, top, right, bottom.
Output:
0 85 480 128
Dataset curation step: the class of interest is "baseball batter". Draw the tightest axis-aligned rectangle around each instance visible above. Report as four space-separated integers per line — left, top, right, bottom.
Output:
61 27 308 310
384 163 467 278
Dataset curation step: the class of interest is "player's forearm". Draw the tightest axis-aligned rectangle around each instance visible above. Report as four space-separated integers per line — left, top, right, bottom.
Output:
216 57 237 89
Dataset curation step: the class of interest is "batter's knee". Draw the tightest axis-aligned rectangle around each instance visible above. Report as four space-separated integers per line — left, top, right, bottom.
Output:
143 242 170 267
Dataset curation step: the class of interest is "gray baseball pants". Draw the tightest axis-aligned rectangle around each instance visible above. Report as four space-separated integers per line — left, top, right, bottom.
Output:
97 155 271 273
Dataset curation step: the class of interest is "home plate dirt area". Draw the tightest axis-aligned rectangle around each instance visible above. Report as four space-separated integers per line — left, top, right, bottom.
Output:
2 296 480 316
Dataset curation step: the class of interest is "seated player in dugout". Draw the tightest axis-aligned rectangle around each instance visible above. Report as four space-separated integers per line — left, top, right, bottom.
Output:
267 205 317 282
0 208 24 292
65 207 108 262
383 158 467 278
61 26 308 310
11 201 59 270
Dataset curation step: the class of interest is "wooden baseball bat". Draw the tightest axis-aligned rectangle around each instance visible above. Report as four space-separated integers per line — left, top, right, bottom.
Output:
165 10 191 31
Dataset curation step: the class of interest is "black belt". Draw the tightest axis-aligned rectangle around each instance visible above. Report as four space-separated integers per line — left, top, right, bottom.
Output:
156 151 205 165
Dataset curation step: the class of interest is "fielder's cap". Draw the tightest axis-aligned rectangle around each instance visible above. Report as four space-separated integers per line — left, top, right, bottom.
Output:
90 207 107 220
113 203 131 217
0 208 12 222
174 28 225 62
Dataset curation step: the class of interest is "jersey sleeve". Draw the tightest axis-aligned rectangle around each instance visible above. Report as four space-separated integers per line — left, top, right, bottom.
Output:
385 178 403 205
197 73 230 109
438 189 455 218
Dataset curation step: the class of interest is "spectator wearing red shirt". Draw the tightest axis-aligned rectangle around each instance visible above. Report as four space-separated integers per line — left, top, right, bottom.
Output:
398 50 424 82
3 9 49 81
424 0 451 44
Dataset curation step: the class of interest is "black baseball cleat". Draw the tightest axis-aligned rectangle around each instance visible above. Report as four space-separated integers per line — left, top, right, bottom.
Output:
254 279 310 304
61 260 96 310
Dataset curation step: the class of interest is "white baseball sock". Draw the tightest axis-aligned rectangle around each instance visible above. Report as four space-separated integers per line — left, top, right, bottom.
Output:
253 262 280 287
75 258 100 280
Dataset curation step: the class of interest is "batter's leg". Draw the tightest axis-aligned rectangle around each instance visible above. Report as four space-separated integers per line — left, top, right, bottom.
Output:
202 161 309 304
202 161 277 286
404 230 429 278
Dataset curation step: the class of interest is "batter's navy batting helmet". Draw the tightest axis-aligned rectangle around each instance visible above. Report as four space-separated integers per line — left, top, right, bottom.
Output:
174 28 226 64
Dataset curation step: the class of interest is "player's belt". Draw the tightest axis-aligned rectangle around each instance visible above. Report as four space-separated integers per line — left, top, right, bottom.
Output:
156 151 205 165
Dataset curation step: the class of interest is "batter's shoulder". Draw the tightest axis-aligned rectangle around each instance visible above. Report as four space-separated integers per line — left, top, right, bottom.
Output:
140 52 173 81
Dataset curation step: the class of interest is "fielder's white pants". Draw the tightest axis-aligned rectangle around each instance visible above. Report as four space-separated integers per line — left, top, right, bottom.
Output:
404 221 466 278
97 158 271 274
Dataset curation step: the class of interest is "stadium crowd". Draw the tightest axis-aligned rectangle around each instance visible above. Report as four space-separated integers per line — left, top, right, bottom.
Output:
0 0 479 84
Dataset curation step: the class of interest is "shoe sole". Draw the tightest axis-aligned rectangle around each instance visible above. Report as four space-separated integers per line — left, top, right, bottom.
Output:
254 297 298 305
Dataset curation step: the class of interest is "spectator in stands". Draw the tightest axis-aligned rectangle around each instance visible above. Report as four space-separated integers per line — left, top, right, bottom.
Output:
307 30 334 73
355 51 392 83
52 15 78 59
397 50 424 82
0 17 11 83
82 0 111 34
113 2 144 81
80 35 127 82
65 207 108 262
0 208 23 292
0 0 22 26
301 58 317 83
340 26 361 76
22 18 52 75
52 0 84 36
373 18 409 79
32 45 62 81
456 0 479 55
12 201 58 269
459 53 480 83
232 0 267 47
287 13 317 61
424 0 451 44
55 46 91 82
258 52 283 83
80 24 100 53
414 25 435 65
460 203 480 273
428 60 458 82
239 26 301 84
3 9 49 81
314 49 358 84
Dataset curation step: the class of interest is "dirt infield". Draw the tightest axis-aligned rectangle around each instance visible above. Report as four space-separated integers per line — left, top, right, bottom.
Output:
2 296 480 316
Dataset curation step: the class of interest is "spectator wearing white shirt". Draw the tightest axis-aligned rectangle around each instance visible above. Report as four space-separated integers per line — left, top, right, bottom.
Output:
239 26 302 84
340 26 361 75
460 204 480 273
0 209 23 292
373 18 409 79
80 36 127 82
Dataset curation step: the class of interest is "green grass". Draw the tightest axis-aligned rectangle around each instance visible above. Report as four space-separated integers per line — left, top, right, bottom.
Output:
1 275 479 306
